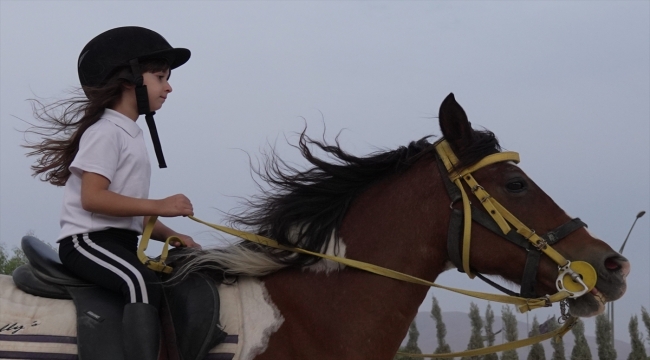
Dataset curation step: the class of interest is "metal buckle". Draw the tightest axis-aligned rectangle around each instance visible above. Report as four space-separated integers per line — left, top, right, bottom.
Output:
449 198 460 210
556 261 589 298
559 299 571 324
533 237 548 251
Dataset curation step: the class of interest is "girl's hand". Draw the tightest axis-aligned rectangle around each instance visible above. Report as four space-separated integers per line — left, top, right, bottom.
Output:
171 234 202 249
159 194 194 217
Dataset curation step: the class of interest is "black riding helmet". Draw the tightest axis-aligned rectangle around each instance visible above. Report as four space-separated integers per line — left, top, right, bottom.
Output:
78 26 191 168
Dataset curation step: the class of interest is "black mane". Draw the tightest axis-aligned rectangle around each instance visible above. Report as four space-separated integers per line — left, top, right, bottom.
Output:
227 127 500 268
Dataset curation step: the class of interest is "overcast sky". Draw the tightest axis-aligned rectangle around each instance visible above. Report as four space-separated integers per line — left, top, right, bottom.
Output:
1 0 648 344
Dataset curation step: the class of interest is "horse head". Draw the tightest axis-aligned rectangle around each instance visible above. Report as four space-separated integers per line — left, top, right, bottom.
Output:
438 93 629 317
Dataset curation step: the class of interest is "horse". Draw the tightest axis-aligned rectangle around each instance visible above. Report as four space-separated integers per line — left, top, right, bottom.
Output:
0 93 629 360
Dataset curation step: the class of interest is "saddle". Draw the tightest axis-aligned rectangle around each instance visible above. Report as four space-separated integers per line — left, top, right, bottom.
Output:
12 236 228 360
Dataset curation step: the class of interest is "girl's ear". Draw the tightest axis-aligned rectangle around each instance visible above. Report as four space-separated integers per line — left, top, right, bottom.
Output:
438 93 474 151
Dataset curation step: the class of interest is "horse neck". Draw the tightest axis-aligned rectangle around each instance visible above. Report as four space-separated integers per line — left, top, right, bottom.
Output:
338 155 452 323
261 156 452 359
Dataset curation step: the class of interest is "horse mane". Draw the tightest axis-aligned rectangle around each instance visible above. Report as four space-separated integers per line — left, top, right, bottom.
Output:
172 127 500 279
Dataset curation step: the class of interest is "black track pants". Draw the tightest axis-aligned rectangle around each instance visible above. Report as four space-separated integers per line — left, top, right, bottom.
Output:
58 228 162 309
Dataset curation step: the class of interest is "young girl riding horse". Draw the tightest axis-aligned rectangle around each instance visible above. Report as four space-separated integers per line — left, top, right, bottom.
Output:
24 26 201 360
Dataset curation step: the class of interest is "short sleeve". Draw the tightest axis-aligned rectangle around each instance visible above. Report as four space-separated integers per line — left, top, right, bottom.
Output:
69 125 120 182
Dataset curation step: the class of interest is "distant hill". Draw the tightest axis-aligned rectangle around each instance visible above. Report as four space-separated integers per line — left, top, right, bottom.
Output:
402 311 636 358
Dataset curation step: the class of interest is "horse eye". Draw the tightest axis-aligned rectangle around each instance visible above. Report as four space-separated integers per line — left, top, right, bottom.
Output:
506 179 527 193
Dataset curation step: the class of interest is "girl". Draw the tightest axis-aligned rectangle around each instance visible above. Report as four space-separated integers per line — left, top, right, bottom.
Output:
24 26 200 360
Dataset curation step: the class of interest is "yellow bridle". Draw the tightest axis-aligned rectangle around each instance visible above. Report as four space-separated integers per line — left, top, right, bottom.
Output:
435 140 597 299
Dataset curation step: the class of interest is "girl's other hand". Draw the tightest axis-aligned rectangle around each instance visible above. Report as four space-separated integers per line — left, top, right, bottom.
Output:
159 194 194 217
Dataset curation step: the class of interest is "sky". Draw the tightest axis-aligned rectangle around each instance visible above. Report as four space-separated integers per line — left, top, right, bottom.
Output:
1 0 648 345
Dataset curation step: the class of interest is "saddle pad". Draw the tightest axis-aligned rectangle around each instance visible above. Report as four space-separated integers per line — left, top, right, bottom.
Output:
0 275 244 360
205 281 243 360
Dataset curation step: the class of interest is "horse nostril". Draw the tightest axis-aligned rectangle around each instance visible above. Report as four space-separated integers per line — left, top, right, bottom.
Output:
604 257 622 271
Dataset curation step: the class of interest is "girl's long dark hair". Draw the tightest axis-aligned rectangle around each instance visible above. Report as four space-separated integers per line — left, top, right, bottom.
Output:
23 60 169 186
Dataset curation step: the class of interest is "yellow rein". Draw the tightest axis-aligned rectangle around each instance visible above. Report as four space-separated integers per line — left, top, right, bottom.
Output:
140 214 566 311
138 214 578 358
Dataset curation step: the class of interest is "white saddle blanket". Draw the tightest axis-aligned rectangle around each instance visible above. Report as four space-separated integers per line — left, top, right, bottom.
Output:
0 274 243 360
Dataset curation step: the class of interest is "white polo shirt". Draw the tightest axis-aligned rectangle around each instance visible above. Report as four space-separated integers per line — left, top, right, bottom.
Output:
58 109 151 240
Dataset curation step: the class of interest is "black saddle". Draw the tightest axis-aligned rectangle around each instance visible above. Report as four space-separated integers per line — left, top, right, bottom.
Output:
12 236 228 360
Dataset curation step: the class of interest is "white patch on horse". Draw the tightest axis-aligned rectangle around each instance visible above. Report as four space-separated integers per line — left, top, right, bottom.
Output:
285 225 347 274
306 233 347 274
238 277 284 360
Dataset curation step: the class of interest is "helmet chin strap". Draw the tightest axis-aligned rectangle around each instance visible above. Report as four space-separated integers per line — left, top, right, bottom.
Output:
130 59 167 168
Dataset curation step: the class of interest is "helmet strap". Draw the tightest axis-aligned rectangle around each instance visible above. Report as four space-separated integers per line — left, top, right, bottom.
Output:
129 59 167 168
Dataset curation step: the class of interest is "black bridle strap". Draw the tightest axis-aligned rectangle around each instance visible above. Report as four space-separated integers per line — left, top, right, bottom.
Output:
472 207 587 298
543 218 587 245
434 152 465 272
474 273 520 297
471 206 540 298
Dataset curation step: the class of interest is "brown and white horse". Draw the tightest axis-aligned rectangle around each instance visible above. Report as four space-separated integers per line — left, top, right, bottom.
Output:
0 94 629 360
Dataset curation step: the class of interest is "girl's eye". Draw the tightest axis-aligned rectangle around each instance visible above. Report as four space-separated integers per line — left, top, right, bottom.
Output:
506 179 527 193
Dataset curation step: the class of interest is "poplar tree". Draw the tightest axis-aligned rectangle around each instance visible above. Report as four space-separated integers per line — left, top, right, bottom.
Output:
484 304 498 360
627 315 647 360
544 317 565 360
501 305 519 360
395 320 422 360
430 296 453 360
570 320 591 360
462 302 484 360
526 316 546 360
595 313 616 360
641 307 650 344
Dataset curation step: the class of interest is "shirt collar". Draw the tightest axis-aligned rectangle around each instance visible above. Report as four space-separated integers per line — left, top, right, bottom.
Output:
103 109 142 138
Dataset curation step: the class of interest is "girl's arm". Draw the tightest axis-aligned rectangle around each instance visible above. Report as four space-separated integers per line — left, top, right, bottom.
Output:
81 171 201 248
80 171 192 217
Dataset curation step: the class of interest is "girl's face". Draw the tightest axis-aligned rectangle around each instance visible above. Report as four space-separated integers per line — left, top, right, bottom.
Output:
142 68 172 112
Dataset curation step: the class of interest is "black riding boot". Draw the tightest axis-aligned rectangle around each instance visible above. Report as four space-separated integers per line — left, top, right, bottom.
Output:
122 303 161 360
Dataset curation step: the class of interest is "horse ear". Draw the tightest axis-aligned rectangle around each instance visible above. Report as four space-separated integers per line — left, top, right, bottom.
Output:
439 93 474 150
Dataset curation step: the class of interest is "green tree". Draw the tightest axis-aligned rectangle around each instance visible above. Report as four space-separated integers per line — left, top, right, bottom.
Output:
543 316 565 360
627 315 647 360
461 302 484 360
641 307 650 345
395 320 422 360
570 320 591 360
595 313 616 360
526 316 545 360
484 304 498 360
501 305 519 360
0 243 28 275
431 296 453 360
